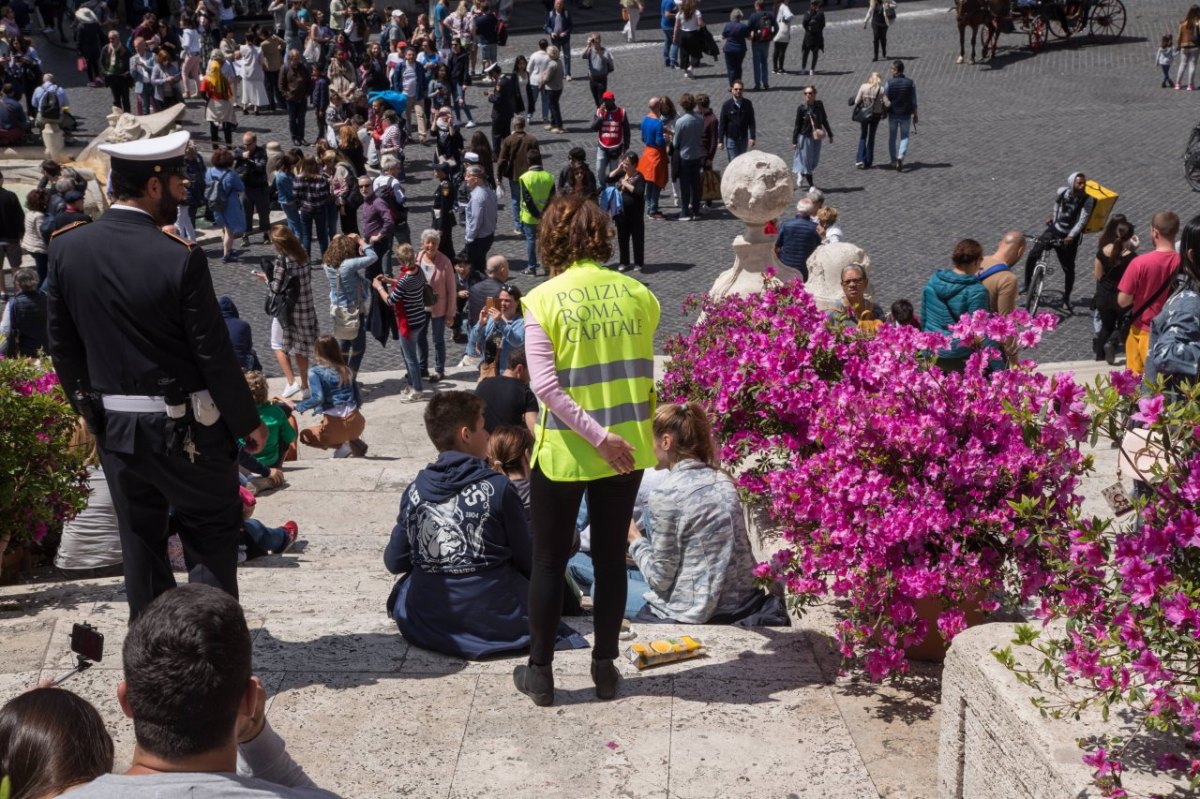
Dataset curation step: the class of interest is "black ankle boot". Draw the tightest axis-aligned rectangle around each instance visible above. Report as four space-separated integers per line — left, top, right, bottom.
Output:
513 662 554 706
591 658 620 701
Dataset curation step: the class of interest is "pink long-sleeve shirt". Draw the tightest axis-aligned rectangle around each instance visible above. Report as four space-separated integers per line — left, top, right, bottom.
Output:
523 308 609 447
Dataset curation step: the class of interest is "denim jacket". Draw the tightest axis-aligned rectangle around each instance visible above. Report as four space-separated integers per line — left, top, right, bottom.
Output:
294 364 362 414
467 315 525 372
275 169 296 207
324 250 378 311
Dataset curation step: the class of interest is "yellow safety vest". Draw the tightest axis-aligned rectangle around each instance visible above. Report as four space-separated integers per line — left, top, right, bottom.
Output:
524 260 661 482
517 168 556 226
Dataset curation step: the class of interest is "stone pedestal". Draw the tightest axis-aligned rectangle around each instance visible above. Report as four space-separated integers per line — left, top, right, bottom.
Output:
709 150 801 300
806 242 872 311
938 623 1187 799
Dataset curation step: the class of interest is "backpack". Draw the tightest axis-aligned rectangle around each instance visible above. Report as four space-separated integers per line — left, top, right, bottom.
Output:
37 87 61 122
205 171 227 209
751 13 776 43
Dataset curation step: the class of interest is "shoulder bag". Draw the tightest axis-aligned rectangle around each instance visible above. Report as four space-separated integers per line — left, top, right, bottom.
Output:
1116 267 1178 344
264 257 298 321
331 266 361 340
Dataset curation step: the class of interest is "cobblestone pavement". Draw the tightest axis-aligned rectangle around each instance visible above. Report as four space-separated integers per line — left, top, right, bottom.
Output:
33 0 1198 374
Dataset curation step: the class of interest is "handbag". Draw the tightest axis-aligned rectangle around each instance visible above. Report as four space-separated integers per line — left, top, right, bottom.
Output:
263 259 298 321
701 168 722 202
331 268 361 340
1116 267 1177 344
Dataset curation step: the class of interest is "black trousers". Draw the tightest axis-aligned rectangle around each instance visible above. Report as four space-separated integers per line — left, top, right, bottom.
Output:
801 44 819 71
872 27 888 60
466 235 493 279
106 74 131 112
1024 225 1081 303
588 75 607 107
616 212 644 267
264 69 280 110
773 41 789 71
528 465 642 664
242 185 271 237
97 412 241 620
287 99 306 142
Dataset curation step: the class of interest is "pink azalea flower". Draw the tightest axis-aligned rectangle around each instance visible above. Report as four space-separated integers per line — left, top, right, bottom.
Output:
1132 394 1165 426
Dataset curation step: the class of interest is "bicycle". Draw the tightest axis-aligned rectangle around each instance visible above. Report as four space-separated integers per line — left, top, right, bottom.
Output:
1024 232 1067 315
1185 122 1200 191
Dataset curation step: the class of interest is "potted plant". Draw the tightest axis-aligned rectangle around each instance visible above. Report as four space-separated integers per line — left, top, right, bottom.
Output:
660 276 1090 680
0 357 90 578
997 371 1200 797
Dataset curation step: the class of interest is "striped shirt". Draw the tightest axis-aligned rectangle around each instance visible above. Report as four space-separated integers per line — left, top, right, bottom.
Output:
387 269 430 330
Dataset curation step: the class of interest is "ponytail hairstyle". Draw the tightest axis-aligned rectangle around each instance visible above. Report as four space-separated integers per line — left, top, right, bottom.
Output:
487 424 533 477
313 334 353 386
652 402 718 468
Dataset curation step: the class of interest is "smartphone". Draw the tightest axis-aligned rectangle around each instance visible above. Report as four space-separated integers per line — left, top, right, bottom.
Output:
70 622 104 663
485 296 497 312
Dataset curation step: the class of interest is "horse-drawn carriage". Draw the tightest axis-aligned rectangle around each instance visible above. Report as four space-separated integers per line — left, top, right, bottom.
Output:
956 0 1127 63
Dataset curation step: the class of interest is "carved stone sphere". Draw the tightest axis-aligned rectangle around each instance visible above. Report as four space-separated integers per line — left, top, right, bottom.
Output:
720 150 794 227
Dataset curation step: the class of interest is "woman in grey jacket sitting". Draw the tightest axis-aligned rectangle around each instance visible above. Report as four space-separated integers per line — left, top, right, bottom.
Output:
626 402 762 624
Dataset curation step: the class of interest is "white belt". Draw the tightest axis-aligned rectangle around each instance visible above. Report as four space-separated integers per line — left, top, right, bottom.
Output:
101 394 168 413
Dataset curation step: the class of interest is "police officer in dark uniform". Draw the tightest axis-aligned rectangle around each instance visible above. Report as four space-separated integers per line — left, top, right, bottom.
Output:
46 129 267 620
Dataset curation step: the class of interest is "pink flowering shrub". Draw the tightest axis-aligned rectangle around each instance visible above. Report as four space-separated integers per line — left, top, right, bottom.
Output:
996 374 1200 797
0 357 90 567
661 277 1089 680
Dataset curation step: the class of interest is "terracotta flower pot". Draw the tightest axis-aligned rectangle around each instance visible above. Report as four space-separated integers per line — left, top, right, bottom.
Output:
904 595 988 663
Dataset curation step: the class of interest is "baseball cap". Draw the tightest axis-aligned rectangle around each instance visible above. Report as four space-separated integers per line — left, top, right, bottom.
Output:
602 90 615 101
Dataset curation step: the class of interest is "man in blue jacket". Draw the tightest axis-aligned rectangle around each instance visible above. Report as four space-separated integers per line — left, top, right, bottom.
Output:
544 0 573 78
883 59 918 172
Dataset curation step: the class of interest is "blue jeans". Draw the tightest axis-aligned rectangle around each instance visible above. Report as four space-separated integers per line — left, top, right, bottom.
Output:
662 28 675 66
537 85 549 120
509 178 521 229
281 202 302 236
567 551 650 619
453 83 474 124
645 182 661 214
243 518 288 553
418 316 447 374
523 221 539 268
750 42 770 89
888 115 912 163
400 322 425 390
339 318 367 374
724 51 745 86
299 207 329 260
561 36 571 76
856 117 881 167
725 136 748 162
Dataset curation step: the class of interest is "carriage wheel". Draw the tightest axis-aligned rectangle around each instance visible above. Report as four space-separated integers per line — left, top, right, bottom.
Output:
1185 151 1200 192
1029 17 1047 51
1089 0 1127 39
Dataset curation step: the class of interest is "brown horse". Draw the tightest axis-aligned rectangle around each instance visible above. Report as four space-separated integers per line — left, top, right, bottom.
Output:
956 0 1007 63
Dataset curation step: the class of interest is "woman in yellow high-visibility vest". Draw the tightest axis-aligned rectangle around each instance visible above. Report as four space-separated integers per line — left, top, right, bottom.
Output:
513 194 661 706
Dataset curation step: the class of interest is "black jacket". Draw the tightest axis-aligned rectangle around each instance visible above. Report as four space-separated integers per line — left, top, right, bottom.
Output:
0 187 23 239
234 145 269 190
219 295 261 372
47 207 259 440
6 290 48 357
792 100 832 143
718 97 756 142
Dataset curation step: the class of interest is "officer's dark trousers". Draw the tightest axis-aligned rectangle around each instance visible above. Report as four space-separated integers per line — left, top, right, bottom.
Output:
98 412 241 620
526 465 642 666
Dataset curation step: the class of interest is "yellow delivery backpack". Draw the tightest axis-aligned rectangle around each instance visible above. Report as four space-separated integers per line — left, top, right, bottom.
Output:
1083 180 1118 234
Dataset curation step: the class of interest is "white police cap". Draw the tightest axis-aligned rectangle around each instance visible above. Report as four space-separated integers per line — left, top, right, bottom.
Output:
98 130 191 178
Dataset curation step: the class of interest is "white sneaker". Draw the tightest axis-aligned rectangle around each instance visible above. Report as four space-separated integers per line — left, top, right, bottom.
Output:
332 442 353 458
281 381 302 399
465 120 477 128
458 354 481 368
402 389 427 403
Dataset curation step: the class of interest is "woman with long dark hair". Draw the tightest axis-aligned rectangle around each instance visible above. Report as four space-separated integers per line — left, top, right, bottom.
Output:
1093 215 1137 363
513 194 661 706
0 688 113 799
791 83 832 190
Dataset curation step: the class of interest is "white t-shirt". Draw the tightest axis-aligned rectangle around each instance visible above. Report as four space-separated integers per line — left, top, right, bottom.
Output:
528 49 550 86
679 9 701 31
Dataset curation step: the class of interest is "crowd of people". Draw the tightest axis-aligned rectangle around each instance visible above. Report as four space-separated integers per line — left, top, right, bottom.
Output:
5 1 1200 793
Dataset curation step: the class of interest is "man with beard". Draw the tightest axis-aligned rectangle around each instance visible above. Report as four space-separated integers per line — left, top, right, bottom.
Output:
46 130 266 621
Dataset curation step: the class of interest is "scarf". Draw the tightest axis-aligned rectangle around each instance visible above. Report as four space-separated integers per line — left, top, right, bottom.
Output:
204 59 229 99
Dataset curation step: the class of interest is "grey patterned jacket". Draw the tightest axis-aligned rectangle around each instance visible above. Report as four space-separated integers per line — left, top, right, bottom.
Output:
629 459 760 623
1147 277 1200 385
